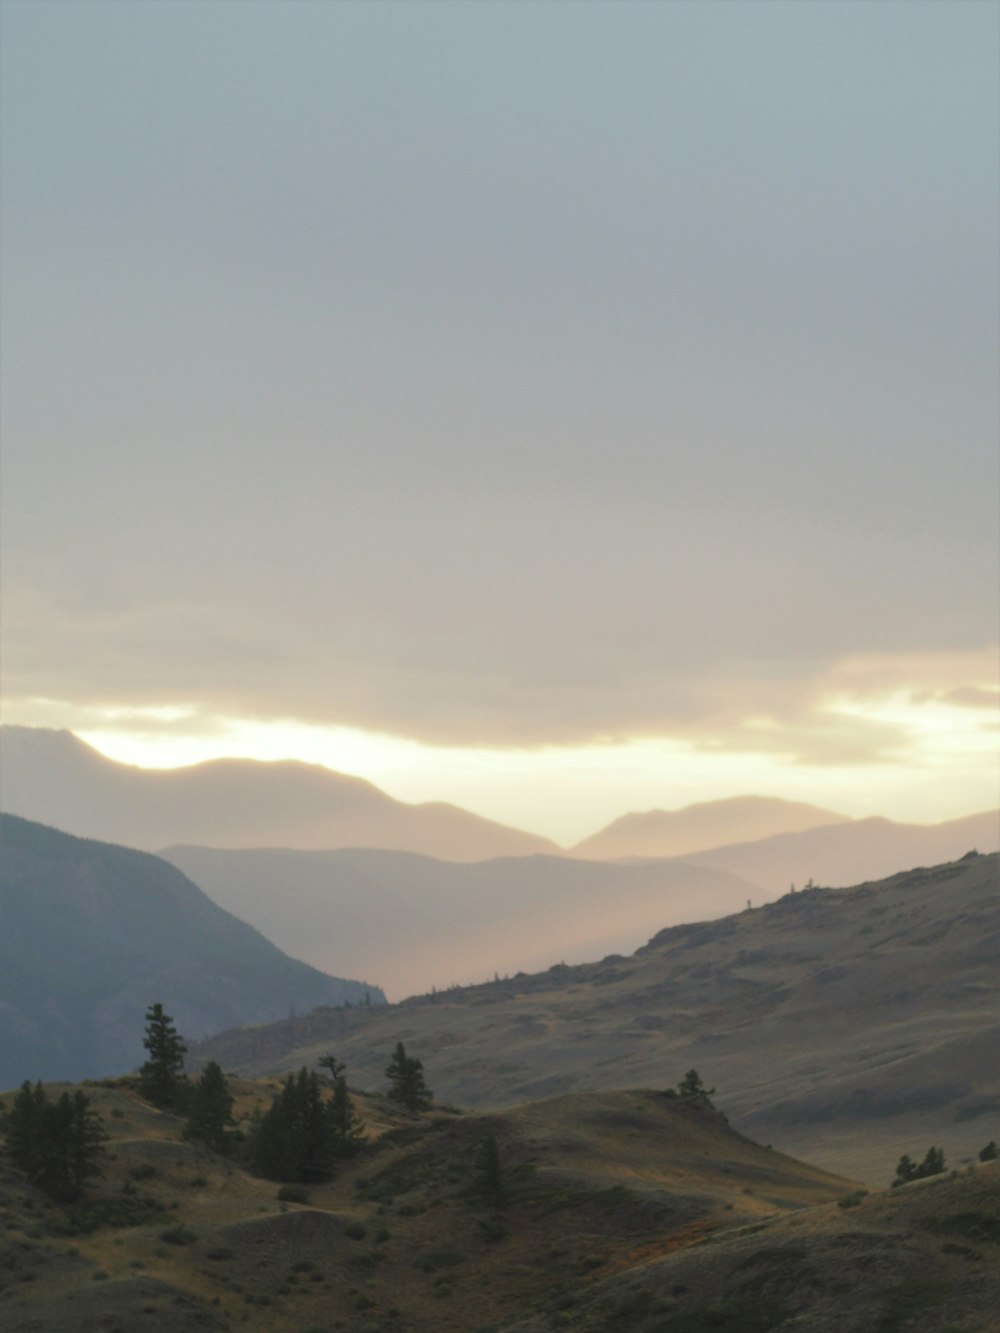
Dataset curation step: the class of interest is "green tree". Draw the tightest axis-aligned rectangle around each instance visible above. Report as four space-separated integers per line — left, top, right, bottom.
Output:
139 1003 188 1110
385 1042 433 1112
677 1070 716 1107
184 1061 235 1154
250 1068 335 1182
893 1146 946 1187
317 1053 346 1086
328 1075 365 1157
1 1081 106 1202
979 1140 997 1162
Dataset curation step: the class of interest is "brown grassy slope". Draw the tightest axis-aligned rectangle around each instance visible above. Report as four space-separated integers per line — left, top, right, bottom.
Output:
191 854 1000 1182
0 1080 851 1333
499 1162 1000 1333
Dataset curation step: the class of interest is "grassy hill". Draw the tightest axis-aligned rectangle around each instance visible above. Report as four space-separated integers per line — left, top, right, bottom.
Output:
1 1075 997 1333
190 853 1000 1182
0 815 384 1086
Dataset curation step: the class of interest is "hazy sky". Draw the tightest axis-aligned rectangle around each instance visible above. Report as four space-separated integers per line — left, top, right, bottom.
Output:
2 0 997 841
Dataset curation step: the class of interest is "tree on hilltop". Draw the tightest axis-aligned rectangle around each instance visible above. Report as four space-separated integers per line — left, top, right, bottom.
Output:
677 1069 716 1107
385 1042 433 1112
140 1003 188 1110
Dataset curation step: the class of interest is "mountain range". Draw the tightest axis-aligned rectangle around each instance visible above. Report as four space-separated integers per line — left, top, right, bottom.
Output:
7 727 995 870
0 726 556 860
0 814 383 1086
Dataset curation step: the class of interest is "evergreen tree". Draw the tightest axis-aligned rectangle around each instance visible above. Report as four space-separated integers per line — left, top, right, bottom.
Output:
184 1061 235 1154
979 1140 998 1162
139 1003 188 1110
328 1075 365 1157
677 1069 716 1107
385 1042 433 1112
251 1068 337 1182
317 1053 346 1087
1 1081 106 1202
893 1146 946 1187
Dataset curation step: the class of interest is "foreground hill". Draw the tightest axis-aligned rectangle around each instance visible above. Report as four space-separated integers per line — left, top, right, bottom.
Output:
0 815 384 1085
162 845 760 998
571 795 851 860
0 726 556 859
2 1076 997 1333
192 853 1000 1181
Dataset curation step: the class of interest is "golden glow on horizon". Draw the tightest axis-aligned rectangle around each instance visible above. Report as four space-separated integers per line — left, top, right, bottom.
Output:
6 668 997 846
62 706 1000 845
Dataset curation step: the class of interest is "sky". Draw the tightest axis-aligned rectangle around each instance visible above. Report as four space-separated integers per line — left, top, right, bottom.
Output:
1 0 998 845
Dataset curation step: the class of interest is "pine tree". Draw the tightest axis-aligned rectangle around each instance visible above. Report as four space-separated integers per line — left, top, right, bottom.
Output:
139 1003 188 1110
184 1062 235 1154
1 1081 106 1202
328 1075 365 1157
385 1042 433 1112
250 1068 338 1182
677 1070 716 1107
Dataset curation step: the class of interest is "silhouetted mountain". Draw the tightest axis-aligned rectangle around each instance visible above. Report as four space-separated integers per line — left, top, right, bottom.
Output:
0 814 384 1086
685 809 999 891
0 726 557 859
161 845 761 999
572 795 850 859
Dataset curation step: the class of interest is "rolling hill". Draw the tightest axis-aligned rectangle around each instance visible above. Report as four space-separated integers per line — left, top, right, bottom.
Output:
0 814 384 1086
1 1073 997 1332
0 726 557 860
190 853 1000 1181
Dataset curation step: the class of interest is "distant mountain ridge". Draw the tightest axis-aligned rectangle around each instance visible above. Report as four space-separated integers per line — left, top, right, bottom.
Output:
0 726 556 860
0 814 384 1086
160 845 762 999
572 795 851 860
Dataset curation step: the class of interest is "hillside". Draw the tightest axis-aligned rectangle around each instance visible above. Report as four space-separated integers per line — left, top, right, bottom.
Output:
0 815 384 1086
191 853 1000 1181
162 845 760 998
1 1075 997 1333
0 726 557 860
572 795 850 860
